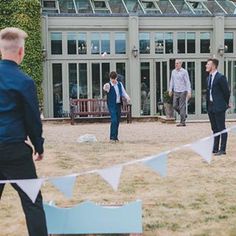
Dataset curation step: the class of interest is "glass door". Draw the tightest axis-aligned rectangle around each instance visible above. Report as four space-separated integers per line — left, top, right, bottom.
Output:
155 60 169 114
225 60 236 116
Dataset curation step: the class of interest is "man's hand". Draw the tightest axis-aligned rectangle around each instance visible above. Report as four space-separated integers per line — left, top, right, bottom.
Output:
126 96 131 104
169 91 172 97
103 83 110 92
187 92 192 100
34 153 44 161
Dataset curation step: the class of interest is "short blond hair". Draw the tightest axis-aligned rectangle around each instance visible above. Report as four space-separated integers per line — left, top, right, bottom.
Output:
0 27 28 54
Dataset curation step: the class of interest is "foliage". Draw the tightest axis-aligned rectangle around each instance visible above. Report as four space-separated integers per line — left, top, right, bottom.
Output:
163 91 173 104
0 0 43 105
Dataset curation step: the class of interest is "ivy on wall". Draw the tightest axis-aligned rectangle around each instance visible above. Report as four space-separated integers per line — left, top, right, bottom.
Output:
0 0 43 104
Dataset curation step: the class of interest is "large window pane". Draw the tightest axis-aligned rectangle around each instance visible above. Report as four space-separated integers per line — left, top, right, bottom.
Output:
177 32 185 54
101 33 110 54
116 63 126 87
187 62 195 114
58 0 76 13
51 32 62 55
79 63 88 98
75 0 93 13
155 33 164 54
115 32 126 54
52 64 63 117
91 33 100 54
187 32 195 53
69 63 77 99
78 33 87 54
225 32 234 53
139 32 150 54
140 62 150 115
102 63 110 97
92 63 100 98
156 62 161 114
67 33 77 55
201 61 208 114
165 32 173 54
200 32 210 53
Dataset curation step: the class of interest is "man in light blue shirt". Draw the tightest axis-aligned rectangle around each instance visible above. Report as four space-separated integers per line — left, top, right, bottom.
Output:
169 59 191 126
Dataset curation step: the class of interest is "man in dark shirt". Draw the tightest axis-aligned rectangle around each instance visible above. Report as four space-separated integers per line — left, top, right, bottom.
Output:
0 27 48 235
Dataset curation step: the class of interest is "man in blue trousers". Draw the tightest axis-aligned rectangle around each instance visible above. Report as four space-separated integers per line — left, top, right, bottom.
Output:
0 27 48 235
103 71 130 142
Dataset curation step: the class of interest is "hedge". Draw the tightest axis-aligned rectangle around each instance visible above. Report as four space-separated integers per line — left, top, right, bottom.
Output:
0 0 43 104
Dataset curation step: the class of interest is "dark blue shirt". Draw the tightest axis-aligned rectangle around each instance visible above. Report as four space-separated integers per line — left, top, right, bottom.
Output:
0 60 44 154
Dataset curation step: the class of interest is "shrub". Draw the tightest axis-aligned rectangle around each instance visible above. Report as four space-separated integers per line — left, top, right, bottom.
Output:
163 91 173 104
0 0 43 105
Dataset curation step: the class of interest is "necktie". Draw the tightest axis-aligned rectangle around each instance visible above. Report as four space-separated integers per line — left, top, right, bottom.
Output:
208 74 212 89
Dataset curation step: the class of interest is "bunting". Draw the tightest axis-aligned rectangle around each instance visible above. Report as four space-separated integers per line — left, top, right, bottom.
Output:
97 165 123 191
49 174 77 199
1 126 235 203
16 179 44 203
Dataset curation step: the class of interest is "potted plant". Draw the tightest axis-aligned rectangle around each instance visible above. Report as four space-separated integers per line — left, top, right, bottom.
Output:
163 91 174 118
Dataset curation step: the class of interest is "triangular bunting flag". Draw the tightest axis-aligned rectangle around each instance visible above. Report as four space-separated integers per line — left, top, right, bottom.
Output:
143 153 168 177
97 165 122 191
49 174 77 199
16 178 44 203
190 136 214 164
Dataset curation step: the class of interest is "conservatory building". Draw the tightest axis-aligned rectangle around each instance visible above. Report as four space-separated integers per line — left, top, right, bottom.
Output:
41 0 236 119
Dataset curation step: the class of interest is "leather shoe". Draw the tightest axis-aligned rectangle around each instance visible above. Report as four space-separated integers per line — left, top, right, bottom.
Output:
214 150 226 156
212 150 218 154
176 123 186 127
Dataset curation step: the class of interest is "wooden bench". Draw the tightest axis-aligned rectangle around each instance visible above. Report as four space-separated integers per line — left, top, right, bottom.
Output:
69 98 132 125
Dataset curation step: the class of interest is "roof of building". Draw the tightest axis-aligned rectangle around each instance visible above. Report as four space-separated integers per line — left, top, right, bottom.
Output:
42 0 236 16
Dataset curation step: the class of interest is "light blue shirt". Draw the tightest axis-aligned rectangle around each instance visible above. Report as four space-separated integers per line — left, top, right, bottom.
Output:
169 68 191 93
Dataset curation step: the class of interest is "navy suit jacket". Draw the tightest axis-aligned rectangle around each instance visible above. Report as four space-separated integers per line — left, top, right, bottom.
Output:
0 60 44 154
206 72 230 113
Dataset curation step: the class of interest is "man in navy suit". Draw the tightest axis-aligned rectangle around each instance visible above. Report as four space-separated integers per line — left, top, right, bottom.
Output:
103 71 130 142
206 58 230 156
0 28 48 235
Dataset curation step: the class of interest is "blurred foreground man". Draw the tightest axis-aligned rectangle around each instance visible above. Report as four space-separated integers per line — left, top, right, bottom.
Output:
0 27 48 236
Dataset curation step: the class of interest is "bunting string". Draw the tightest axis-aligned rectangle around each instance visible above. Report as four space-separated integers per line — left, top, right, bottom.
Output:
0 125 235 202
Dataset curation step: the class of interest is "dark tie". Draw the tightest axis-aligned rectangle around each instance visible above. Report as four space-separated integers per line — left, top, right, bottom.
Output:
208 74 212 89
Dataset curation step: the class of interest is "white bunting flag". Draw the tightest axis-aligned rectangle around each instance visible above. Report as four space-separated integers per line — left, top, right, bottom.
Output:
190 136 214 164
49 174 77 199
97 165 122 191
143 153 168 177
16 179 44 203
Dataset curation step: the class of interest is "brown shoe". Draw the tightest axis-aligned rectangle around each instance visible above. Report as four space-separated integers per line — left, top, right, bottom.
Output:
176 123 186 127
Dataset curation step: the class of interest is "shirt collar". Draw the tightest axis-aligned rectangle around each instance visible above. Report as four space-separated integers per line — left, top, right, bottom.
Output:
0 59 18 67
210 70 218 79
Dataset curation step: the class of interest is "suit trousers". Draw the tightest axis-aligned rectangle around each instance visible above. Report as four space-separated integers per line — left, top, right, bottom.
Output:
0 142 48 236
208 106 227 152
173 91 187 124
109 103 121 140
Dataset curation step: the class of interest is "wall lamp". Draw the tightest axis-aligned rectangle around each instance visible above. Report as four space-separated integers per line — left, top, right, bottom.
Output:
218 45 227 56
42 48 47 60
132 46 138 58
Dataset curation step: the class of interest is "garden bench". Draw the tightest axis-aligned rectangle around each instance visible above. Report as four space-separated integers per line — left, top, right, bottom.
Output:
69 98 132 125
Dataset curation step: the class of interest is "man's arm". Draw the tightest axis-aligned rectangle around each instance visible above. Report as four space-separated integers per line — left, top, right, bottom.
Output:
169 71 174 96
185 70 192 99
220 75 230 105
22 79 44 157
120 83 130 103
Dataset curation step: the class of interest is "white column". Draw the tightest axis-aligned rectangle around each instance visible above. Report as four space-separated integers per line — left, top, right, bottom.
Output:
128 15 140 117
212 15 225 72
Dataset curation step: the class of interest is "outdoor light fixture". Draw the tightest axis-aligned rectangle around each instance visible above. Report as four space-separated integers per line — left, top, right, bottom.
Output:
132 46 138 58
42 48 47 60
218 45 225 56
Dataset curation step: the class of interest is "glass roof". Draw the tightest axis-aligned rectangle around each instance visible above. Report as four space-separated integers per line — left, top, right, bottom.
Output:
42 0 236 15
